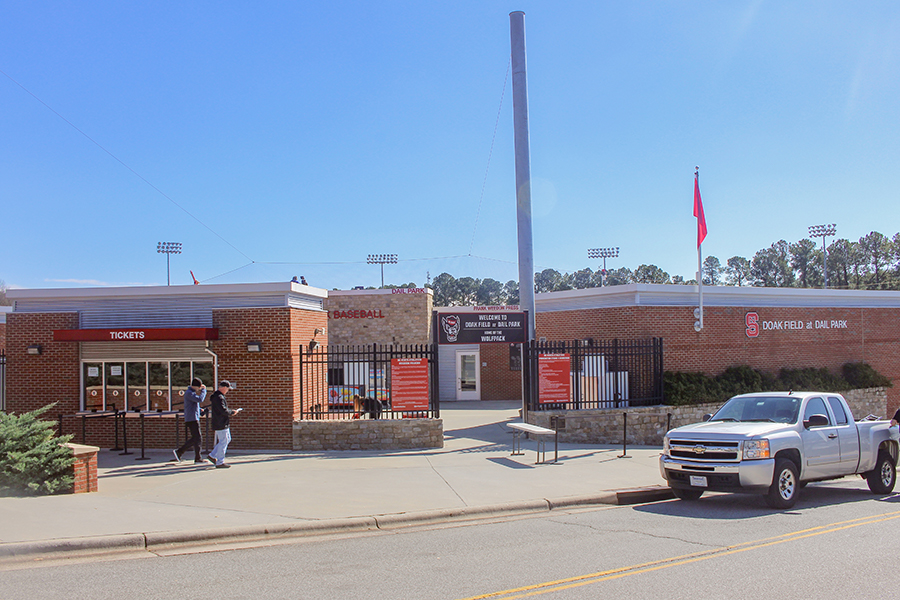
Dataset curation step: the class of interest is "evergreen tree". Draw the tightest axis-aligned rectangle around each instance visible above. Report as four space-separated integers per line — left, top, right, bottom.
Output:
0 404 75 496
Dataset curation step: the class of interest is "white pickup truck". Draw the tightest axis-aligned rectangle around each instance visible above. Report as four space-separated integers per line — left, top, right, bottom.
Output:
660 391 899 508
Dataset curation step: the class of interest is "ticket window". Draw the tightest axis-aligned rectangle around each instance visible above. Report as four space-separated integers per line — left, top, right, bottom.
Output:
171 362 192 411
149 363 169 411
84 363 104 411
192 362 214 393
127 362 148 412
106 363 125 412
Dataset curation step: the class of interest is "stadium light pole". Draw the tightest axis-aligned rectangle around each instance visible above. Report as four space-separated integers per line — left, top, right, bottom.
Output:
157 241 182 286
588 247 620 286
808 224 836 289
367 253 398 288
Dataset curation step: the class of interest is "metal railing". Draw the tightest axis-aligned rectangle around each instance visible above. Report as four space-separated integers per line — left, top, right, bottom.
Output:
0 350 5 411
299 344 439 419
524 338 664 414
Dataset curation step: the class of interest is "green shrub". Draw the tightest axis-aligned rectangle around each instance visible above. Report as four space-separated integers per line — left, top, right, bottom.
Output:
0 404 75 496
842 362 892 389
663 362 891 406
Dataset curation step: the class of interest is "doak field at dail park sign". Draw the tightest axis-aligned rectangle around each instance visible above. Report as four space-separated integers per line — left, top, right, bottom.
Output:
437 312 527 345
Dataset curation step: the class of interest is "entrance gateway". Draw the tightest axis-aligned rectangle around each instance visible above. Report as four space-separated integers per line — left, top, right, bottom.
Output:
434 308 527 401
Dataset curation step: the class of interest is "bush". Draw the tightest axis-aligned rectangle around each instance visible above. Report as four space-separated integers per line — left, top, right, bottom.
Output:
0 404 75 496
663 362 891 406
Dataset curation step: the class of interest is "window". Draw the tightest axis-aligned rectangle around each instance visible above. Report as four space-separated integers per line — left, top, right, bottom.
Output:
803 397 831 426
826 397 848 425
81 360 213 412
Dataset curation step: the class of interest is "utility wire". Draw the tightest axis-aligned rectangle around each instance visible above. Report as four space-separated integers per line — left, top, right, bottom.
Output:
468 59 510 255
0 67 254 263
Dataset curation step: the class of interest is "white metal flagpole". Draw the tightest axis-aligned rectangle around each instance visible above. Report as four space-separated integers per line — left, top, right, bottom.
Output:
694 167 706 332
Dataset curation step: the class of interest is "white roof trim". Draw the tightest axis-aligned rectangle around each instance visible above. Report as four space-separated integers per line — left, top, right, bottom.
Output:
536 284 900 311
7 281 327 303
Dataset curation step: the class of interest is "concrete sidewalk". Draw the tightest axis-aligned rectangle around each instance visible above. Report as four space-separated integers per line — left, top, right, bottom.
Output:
0 402 671 562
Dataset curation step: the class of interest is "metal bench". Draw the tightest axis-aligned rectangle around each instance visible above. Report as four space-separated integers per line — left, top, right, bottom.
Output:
506 422 558 464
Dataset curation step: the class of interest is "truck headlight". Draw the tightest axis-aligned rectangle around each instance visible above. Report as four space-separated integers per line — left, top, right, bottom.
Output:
744 439 771 460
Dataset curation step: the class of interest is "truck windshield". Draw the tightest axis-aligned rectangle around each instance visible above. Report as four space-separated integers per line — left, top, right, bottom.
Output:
711 396 800 424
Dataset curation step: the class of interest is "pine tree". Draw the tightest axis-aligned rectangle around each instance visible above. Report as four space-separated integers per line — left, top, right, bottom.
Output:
0 403 75 496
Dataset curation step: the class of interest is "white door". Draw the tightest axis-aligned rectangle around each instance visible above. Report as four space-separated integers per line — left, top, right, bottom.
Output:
455 350 481 400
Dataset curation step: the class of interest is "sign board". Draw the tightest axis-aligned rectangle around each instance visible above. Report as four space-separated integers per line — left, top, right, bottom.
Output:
390 358 430 411
538 353 571 404
54 328 218 342
437 312 526 345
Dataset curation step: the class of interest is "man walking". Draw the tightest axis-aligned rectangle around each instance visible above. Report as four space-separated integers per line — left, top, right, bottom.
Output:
173 377 206 463
208 380 241 469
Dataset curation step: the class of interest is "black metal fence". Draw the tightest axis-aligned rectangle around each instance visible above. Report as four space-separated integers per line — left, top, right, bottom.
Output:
0 349 5 412
523 338 663 414
299 344 439 420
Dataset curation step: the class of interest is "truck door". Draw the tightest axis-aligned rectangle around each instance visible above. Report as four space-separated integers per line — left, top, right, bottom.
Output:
827 395 860 472
800 396 842 478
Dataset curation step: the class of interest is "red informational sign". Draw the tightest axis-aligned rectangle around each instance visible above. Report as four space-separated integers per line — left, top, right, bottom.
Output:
538 353 571 404
54 328 219 342
391 358 430 411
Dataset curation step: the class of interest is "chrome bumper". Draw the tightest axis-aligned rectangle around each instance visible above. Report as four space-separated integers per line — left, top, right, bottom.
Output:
660 455 775 489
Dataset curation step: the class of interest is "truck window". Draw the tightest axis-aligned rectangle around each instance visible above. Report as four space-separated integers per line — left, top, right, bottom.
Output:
826 397 848 425
803 397 831 426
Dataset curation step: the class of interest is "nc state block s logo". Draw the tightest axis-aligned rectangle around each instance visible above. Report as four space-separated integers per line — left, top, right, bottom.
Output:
745 312 759 338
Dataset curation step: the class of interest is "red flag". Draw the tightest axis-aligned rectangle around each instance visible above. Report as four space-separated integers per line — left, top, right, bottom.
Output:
693 171 707 247
190 270 200 285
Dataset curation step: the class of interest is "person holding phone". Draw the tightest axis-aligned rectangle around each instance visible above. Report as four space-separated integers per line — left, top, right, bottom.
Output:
173 378 206 463
208 380 242 469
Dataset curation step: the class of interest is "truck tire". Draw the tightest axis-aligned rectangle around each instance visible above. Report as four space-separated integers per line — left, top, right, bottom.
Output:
765 458 800 509
866 450 896 495
672 488 703 501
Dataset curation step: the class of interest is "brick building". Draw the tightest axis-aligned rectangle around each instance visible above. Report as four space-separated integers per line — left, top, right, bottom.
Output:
6 282 327 450
532 284 900 416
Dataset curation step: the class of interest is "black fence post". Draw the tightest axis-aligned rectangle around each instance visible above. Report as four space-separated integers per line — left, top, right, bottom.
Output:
136 412 150 460
120 413 132 456
618 411 631 458
111 404 122 451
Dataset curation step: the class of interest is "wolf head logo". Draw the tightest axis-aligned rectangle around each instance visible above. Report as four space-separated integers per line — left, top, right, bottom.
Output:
441 315 461 342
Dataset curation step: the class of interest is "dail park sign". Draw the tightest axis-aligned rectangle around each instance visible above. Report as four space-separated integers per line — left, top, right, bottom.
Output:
745 312 849 338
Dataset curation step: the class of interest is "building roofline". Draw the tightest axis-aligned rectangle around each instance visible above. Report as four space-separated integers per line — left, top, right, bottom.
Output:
7 281 327 302
535 283 900 311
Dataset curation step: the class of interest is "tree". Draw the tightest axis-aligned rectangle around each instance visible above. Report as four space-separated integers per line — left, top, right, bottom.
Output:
456 277 479 305
503 280 519 305
570 268 594 290
633 264 671 284
430 273 458 306
826 239 854 289
859 231 891 289
724 256 751 286
789 238 821 288
534 269 564 293
0 404 75 496
702 256 722 285
476 278 504 305
605 267 633 286
0 280 9 306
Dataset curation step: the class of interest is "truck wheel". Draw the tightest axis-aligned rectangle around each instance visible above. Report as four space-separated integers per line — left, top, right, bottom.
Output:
866 450 896 495
672 488 703 501
765 458 799 509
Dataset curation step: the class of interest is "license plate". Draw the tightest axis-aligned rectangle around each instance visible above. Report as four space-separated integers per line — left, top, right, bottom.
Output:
689 475 708 488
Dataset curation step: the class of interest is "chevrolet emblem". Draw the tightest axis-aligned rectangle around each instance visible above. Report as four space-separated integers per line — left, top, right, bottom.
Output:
693 445 707 455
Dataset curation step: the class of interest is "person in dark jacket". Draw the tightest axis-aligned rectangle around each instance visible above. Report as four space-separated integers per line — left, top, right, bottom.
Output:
891 407 900 427
208 380 241 468
173 377 206 463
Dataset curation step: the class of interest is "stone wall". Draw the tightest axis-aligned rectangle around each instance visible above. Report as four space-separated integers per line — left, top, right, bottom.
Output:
293 418 443 451
528 388 889 446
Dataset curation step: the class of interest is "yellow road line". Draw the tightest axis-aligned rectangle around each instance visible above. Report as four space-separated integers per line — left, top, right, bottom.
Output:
457 509 900 600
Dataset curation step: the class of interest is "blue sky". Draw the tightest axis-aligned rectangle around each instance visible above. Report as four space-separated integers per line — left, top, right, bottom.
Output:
2 1 899 291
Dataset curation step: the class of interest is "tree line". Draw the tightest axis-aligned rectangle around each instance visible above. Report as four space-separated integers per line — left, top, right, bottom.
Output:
425 230 900 306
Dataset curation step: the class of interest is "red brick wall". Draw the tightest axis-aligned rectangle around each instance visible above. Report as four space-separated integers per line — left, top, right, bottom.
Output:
7 307 329 451
6 312 81 416
536 305 900 416
0 321 7 352
71 447 99 493
480 344 523 401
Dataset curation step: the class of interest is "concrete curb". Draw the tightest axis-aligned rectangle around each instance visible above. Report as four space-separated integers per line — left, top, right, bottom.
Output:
0 488 674 564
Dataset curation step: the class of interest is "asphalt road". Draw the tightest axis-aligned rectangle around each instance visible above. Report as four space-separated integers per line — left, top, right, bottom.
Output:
2 479 898 600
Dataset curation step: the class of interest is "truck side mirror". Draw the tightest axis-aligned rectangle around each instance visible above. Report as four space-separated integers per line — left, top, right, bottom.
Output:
804 414 829 428
702 414 712 422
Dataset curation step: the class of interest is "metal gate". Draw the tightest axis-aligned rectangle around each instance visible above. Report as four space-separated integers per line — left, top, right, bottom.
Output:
523 338 663 417
299 344 439 419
